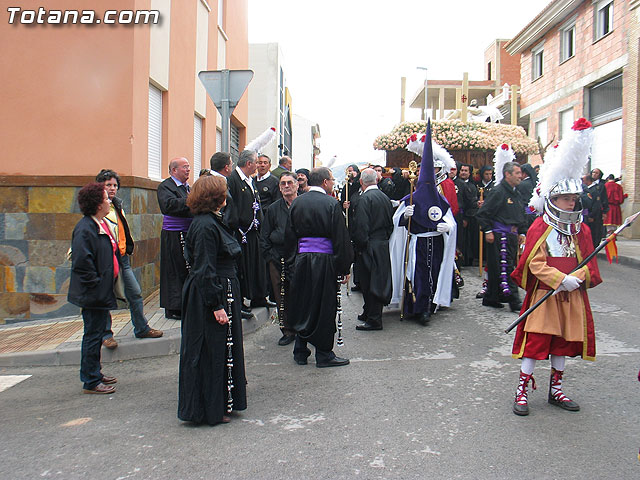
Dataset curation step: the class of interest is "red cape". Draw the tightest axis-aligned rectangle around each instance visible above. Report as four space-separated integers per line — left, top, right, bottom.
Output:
511 216 601 360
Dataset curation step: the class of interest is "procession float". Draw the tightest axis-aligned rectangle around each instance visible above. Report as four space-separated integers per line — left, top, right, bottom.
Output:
373 119 539 173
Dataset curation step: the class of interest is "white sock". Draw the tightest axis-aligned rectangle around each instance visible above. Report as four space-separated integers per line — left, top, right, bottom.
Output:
550 355 565 371
521 357 536 375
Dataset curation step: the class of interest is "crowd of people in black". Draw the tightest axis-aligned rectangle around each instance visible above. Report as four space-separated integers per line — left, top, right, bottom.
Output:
67 137 621 424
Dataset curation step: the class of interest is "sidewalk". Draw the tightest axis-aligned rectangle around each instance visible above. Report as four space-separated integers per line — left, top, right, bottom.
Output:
0 290 272 367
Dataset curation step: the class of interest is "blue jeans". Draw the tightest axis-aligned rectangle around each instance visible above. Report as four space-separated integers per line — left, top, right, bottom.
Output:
81 308 109 389
103 255 150 339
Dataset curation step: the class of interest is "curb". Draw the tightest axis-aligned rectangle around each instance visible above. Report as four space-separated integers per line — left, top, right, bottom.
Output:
0 307 272 368
596 251 640 270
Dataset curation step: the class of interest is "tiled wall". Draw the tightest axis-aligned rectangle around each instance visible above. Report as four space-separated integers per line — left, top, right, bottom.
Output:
0 179 162 324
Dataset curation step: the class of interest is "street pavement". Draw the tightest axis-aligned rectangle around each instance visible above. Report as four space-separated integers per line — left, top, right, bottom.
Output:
1 261 639 479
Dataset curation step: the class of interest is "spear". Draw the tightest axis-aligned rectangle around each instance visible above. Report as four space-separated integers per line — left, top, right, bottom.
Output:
505 211 640 334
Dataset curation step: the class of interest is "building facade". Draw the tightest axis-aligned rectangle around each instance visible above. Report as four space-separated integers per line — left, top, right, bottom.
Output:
0 0 249 322
506 0 640 236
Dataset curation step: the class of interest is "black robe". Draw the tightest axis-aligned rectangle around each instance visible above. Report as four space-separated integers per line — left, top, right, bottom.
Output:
476 182 527 304
255 174 281 210
584 180 609 247
352 188 394 304
157 178 192 311
285 190 353 351
260 197 293 330
227 170 267 302
456 178 479 266
178 212 246 425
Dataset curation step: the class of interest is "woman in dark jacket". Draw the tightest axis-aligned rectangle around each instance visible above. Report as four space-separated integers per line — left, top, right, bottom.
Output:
178 175 247 425
68 182 120 394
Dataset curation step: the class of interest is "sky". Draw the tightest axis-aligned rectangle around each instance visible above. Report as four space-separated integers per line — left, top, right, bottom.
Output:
247 0 552 169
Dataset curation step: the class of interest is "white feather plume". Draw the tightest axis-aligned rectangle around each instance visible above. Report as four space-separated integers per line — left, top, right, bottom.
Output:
405 135 455 172
493 143 515 185
245 127 277 153
528 120 593 213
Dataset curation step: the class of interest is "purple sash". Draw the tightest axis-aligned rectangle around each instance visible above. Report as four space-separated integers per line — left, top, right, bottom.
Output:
298 237 333 254
492 221 518 236
162 215 193 232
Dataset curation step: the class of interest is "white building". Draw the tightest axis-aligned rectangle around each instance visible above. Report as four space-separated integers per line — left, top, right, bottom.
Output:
247 43 292 166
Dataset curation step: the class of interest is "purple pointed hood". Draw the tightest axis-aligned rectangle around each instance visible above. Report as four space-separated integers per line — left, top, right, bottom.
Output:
402 120 450 232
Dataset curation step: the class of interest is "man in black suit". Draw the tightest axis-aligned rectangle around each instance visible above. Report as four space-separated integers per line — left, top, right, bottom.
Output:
352 168 394 331
157 157 193 319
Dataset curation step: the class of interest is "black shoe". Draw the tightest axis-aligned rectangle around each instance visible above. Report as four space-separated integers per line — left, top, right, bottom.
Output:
548 394 580 411
509 302 523 312
265 299 277 308
482 299 504 308
351 285 361 292
513 402 530 416
475 291 485 299
316 356 350 368
278 334 295 346
241 309 253 319
417 312 430 326
355 322 382 331
165 309 181 320
357 313 367 321
294 357 308 365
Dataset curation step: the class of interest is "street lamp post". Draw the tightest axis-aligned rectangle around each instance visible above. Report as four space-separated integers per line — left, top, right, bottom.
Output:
417 66 428 120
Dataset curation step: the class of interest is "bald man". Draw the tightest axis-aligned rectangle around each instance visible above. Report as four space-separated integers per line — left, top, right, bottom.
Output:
157 157 193 319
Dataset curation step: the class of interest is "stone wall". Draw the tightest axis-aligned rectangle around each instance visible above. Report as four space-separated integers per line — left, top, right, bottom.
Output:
0 176 162 324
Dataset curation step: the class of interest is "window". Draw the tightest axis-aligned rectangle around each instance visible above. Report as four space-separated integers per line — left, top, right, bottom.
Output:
594 0 613 41
531 43 544 81
534 118 548 145
230 123 240 163
148 84 162 180
559 108 574 140
193 115 202 178
589 73 622 124
560 21 575 63
487 61 492 81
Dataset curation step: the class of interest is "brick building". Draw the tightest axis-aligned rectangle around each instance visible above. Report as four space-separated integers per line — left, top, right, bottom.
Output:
506 0 640 236
0 1 250 323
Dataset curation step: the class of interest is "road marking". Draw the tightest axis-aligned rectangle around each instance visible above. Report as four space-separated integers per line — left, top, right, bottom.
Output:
0 374 31 392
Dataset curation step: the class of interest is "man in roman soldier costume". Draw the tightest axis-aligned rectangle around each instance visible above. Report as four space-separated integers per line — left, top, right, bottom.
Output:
510 118 602 416
389 121 457 325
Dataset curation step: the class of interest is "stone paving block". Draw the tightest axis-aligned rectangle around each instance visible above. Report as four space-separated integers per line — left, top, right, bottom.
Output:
54 214 82 241
29 240 71 266
29 187 76 213
4 213 28 240
0 187 28 213
0 293 29 321
26 214 53 241
30 293 73 317
24 266 56 294
0 241 28 266
129 188 146 215
147 190 161 215
127 214 142 242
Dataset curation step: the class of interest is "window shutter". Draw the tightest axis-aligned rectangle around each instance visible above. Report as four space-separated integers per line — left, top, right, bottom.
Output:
148 84 162 180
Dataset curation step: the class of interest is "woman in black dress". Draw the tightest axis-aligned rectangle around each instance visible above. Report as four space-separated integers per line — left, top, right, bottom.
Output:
178 175 247 425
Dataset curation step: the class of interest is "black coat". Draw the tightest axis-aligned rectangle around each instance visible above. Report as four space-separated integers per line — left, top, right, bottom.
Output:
260 197 291 265
255 174 281 210
285 190 354 351
352 188 394 304
110 196 134 255
227 170 263 231
157 177 192 218
476 181 527 234
68 216 119 310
